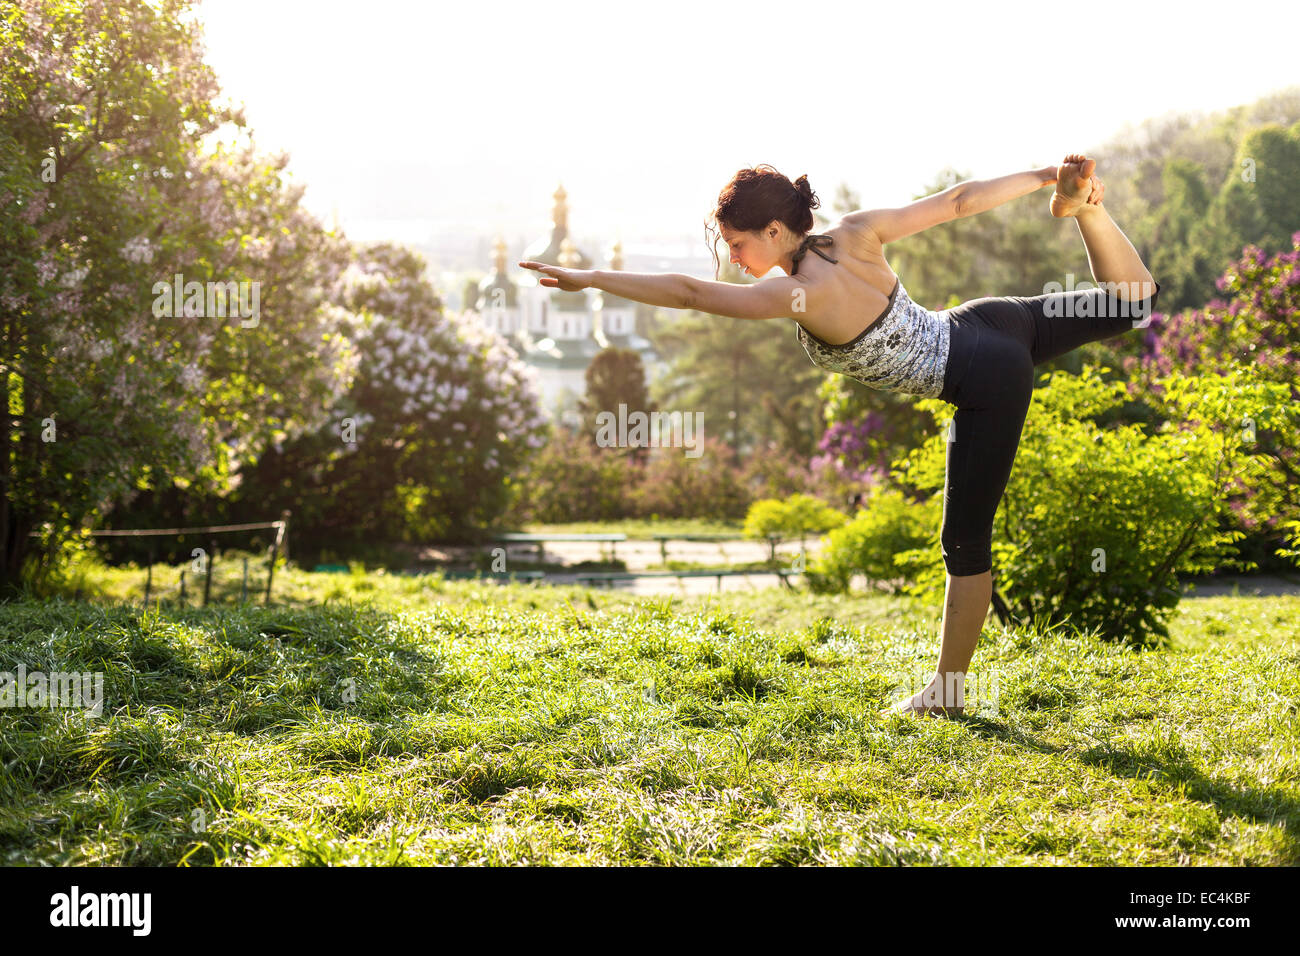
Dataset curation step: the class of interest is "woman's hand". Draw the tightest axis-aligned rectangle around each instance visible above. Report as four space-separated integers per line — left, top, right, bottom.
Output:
1050 154 1105 217
518 260 594 292
1085 174 1105 205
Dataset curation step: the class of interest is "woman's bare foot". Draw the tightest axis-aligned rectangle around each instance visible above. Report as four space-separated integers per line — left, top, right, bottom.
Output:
883 680 966 718
1051 154 1104 218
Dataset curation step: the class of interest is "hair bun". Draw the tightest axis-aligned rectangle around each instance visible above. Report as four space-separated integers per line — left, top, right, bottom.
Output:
792 174 820 210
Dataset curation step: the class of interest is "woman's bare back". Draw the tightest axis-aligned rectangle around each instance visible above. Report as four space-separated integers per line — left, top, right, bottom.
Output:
790 220 902 346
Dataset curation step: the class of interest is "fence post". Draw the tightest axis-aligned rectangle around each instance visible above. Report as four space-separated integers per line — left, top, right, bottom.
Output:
203 538 215 606
240 558 249 605
264 546 275 604
265 519 286 605
179 569 186 606
144 540 156 607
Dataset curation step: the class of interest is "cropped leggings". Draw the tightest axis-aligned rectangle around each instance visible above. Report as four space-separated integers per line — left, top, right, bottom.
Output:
934 281 1161 576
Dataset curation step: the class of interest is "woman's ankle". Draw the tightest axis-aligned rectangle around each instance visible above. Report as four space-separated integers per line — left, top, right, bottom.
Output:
922 672 967 708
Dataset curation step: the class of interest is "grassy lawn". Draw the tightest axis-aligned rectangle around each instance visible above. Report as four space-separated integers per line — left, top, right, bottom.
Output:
1 565 1296 865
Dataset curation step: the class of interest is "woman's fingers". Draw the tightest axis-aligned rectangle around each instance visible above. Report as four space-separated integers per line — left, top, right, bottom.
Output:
520 261 557 280
518 259 585 290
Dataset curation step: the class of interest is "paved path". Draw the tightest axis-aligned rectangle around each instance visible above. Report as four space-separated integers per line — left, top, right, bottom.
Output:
502 537 822 570
1178 574 1300 598
420 540 1300 598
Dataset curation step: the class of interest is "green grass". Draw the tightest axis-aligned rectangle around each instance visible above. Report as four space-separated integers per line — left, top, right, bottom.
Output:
1 567 1296 865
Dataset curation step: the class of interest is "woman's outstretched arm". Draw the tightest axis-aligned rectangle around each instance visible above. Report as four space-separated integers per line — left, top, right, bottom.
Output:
519 260 801 319
519 260 692 308
950 166 1058 218
589 269 697 309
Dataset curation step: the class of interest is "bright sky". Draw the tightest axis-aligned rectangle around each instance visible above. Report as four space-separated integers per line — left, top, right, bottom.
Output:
195 0 1300 251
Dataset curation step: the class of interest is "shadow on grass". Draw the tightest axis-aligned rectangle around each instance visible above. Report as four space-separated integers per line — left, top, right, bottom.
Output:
939 711 1298 862
1076 738 1300 862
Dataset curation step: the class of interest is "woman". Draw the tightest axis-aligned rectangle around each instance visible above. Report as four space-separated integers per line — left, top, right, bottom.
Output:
520 155 1159 717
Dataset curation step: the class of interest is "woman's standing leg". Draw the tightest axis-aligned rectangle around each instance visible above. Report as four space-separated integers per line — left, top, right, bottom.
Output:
889 324 1035 716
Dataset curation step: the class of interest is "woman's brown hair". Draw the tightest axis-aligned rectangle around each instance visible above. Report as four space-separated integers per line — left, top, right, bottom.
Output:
704 164 820 278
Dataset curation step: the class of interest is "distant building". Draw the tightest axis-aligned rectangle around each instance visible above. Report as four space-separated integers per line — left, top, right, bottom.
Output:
466 184 664 425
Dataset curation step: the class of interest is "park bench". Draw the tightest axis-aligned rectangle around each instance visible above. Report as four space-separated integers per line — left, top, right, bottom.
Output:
649 532 787 562
575 568 802 593
493 532 627 562
409 569 548 583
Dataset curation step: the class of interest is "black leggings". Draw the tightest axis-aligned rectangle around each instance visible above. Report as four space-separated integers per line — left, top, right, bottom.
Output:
934 281 1161 576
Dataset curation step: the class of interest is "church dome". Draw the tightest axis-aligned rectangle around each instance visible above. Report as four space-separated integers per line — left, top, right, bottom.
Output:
596 240 633 309
549 237 590 310
522 183 593 268
476 236 518 309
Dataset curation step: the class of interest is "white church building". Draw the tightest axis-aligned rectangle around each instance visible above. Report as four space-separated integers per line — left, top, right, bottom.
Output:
464 184 663 424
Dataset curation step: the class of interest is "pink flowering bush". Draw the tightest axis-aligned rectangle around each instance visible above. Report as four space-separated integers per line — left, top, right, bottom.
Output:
233 243 549 549
1119 233 1300 565
814 372 933 496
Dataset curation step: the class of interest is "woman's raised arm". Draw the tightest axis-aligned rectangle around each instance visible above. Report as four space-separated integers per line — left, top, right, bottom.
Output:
949 166 1058 219
847 166 1058 244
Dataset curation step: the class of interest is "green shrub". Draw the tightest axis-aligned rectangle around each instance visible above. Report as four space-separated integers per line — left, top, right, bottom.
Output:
631 436 752 521
894 363 1299 646
805 487 940 594
1279 518 1300 567
501 426 636 524
743 493 847 560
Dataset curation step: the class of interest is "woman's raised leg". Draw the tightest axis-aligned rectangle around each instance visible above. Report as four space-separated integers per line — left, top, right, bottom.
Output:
1053 154 1156 297
1021 157 1163 365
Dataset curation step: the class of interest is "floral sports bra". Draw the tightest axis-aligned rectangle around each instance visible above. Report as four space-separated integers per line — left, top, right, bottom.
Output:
789 233 950 399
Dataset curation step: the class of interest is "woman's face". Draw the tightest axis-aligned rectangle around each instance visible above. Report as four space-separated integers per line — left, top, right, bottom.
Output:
719 222 778 277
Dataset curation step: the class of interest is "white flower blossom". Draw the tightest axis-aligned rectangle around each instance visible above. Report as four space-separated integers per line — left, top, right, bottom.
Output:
121 236 155 265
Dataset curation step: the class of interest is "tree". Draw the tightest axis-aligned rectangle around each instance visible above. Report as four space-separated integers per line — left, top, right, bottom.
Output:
1217 122 1300 257
1140 158 1224 313
578 347 653 462
0 0 359 589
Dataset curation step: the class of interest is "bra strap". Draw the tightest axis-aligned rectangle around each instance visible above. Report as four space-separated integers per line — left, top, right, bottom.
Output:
790 234 838 274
